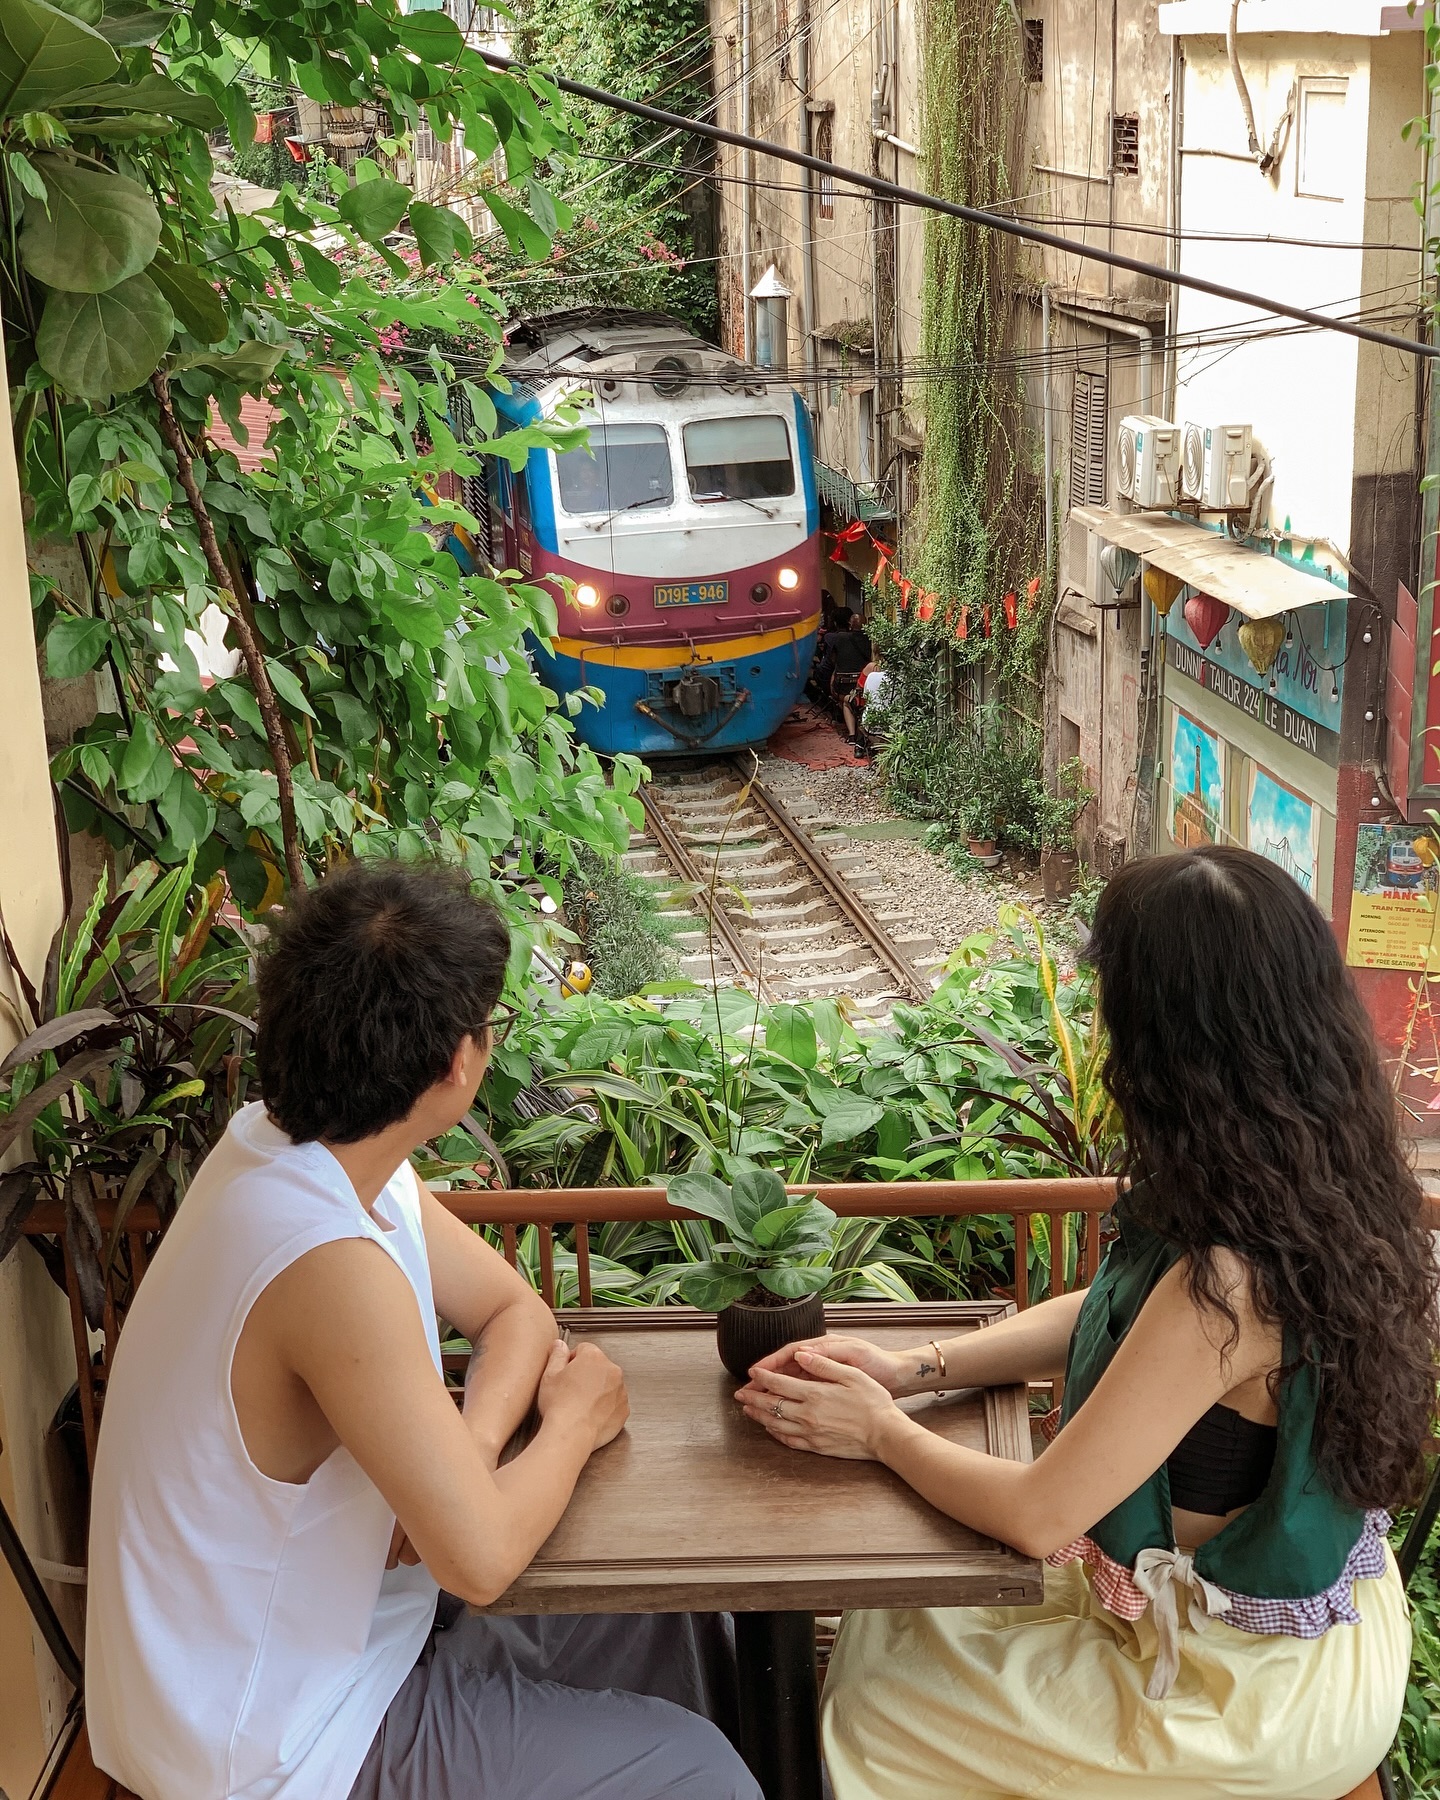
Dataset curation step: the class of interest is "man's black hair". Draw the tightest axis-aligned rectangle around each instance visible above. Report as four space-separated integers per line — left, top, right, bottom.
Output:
256 860 510 1144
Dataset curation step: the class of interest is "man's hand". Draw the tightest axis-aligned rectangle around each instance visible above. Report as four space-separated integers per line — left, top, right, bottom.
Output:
745 1333 909 1394
386 1520 422 1570
537 1339 629 1451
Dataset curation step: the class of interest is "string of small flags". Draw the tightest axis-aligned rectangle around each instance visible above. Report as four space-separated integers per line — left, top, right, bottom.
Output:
826 522 1043 641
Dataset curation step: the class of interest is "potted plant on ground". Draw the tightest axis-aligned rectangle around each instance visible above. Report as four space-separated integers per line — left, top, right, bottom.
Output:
953 705 1008 866
663 1162 838 1378
1037 756 1097 902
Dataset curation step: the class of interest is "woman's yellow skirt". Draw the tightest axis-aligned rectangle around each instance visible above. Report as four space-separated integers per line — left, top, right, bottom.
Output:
821 1547 1410 1800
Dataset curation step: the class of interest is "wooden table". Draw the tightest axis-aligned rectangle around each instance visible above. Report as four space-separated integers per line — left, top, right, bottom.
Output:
487 1302 1043 1800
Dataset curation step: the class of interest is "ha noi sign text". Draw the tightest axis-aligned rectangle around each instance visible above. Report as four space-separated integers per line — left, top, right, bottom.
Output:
1165 637 1341 766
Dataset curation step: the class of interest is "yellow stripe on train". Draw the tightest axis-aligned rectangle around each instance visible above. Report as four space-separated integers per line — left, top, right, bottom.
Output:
547 612 821 670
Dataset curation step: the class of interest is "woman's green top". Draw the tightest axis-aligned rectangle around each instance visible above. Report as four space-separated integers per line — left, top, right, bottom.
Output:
1058 1190 1368 1602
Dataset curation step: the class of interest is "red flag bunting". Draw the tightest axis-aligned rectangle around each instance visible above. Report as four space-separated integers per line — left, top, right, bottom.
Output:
1004 590 1018 630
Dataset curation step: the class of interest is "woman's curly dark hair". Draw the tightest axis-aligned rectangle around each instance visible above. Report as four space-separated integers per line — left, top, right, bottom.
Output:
1085 844 1437 1511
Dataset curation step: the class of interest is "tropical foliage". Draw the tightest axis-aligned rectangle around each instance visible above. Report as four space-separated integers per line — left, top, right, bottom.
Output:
4 0 644 952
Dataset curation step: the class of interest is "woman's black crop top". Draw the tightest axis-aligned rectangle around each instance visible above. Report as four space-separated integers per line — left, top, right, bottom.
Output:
1166 1402 1277 1516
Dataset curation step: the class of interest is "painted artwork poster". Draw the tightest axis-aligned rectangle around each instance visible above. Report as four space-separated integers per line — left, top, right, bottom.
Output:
1169 709 1224 846
1346 823 1440 971
1246 767 1317 895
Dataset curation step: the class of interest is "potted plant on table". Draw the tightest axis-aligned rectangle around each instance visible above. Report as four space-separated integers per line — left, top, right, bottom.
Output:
663 1162 838 1379
1037 755 1097 902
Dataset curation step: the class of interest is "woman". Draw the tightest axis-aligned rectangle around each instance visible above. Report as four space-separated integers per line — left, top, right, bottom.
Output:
738 846 1436 1800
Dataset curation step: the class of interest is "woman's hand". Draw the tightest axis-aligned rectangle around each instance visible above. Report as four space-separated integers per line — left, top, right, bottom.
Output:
735 1350 903 1460
745 1333 909 1394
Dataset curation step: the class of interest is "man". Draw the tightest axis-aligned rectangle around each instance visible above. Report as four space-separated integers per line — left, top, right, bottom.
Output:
86 861 759 1800
827 611 873 742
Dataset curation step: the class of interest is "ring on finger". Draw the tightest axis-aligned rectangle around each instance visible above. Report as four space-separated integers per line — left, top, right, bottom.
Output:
773 1401 785 1419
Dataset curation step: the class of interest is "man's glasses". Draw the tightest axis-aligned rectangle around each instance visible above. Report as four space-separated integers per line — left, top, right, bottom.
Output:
482 1004 520 1046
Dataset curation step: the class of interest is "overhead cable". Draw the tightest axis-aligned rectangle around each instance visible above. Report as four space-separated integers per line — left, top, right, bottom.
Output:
480 51 1440 362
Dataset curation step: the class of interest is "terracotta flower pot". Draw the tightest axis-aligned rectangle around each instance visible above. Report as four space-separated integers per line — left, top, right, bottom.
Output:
716 1292 826 1381
967 837 1002 868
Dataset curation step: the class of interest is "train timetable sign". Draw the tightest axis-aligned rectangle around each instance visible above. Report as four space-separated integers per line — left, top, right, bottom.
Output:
1165 636 1342 766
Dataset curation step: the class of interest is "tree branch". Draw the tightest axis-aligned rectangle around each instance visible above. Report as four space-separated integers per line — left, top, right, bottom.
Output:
150 372 305 891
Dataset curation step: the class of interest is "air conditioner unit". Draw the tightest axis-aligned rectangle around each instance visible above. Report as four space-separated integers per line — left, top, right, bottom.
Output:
1116 414 1181 508
1181 422 1254 508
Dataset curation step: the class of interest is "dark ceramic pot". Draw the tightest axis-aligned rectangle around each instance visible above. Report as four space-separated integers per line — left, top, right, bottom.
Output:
716 1292 826 1381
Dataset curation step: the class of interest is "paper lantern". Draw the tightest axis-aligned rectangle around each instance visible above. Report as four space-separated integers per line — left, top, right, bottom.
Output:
1099 544 1140 596
1143 567 1184 615
1237 617 1285 678
1183 592 1229 651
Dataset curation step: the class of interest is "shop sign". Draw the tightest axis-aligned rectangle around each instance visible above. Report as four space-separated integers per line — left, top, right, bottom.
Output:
1165 636 1341 765
1346 822 1440 971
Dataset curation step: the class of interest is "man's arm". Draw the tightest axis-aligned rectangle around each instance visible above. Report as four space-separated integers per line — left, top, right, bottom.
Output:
272 1236 627 1605
419 1185 557 1465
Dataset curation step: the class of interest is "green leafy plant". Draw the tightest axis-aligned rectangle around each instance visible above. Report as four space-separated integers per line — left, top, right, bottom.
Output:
1036 755 1096 853
562 843 683 998
660 1161 838 1310
0 855 255 1324
4 0 650 946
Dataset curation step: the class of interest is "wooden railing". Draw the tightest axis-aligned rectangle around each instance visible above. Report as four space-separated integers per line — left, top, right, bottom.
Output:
23 1176 1118 1469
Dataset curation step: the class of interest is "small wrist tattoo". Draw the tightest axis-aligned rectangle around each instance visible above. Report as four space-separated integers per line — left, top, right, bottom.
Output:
917 1359 935 1377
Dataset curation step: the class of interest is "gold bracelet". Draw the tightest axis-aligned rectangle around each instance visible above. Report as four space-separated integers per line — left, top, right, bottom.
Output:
929 1339 947 1381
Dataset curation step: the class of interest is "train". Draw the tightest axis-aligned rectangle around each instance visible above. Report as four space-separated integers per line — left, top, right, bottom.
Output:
450 309 821 756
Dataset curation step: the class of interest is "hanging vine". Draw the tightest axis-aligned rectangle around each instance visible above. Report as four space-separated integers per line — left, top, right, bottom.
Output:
870 0 1048 840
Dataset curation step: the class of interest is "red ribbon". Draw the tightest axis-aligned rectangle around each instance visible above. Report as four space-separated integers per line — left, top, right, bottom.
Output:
896 575 914 610
1026 576 1041 607
873 543 893 587
826 519 869 563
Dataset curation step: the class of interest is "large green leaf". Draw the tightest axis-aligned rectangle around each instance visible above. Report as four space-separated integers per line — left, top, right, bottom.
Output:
482 188 550 261
337 177 410 243
172 340 285 388
817 1093 886 1148
0 0 117 116
36 269 173 397
764 1003 817 1068
20 155 160 292
410 199 473 267
676 1263 755 1312
666 1170 740 1233
62 72 221 128
92 5 175 46
757 1265 832 1299
149 256 225 342
45 614 111 676
731 1164 788 1230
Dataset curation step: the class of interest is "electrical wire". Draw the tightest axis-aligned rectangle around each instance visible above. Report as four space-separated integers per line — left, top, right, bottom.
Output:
474 49 1440 361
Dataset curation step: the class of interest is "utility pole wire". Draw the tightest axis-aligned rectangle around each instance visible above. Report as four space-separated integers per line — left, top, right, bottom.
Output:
483 51 1440 363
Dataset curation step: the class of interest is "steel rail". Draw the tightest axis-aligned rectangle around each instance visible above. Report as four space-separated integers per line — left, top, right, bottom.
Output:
732 759 932 1003
478 51 1440 363
638 782 779 1000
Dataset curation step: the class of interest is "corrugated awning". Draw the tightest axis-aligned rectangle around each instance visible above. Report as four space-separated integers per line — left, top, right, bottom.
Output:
1071 506 1348 620
815 461 895 526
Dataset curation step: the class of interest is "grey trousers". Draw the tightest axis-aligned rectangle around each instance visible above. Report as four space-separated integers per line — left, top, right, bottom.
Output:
348 1601 763 1800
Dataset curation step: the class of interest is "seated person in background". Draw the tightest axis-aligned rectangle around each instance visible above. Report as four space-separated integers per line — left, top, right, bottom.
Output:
807 596 844 704
739 845 1429 1800
854 656 891 755
827 611 873 739
87 861 759 1800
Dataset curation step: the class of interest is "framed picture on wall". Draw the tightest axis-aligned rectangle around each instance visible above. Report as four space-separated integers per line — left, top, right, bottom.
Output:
1169 709 1225 846
1246 765 1317 896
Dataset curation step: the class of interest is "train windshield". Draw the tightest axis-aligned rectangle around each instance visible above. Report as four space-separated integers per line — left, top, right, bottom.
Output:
684 416 795 502
555 423 674 514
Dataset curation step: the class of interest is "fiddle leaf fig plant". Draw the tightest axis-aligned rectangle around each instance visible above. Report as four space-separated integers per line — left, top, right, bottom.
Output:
663 1162 838 1310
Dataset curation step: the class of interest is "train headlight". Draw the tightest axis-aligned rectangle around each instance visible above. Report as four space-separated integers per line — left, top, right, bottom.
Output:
777 566 800 590
606 592 630 616
575 582 600 609
750 582 771 604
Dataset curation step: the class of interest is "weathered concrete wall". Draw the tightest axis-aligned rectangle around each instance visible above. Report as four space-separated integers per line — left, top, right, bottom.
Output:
0 334 75 1796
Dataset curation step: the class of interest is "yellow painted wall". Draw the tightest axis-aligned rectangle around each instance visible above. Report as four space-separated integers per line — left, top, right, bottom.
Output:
0 324 76 1794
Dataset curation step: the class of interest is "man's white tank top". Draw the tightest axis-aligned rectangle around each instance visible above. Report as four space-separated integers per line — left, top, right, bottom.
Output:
86 1102 441 1800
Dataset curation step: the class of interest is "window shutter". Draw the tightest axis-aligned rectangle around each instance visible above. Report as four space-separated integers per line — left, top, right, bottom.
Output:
1070 370 1108 508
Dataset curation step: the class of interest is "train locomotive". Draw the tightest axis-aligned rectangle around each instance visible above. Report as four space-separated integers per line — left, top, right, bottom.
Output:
459 309 821 756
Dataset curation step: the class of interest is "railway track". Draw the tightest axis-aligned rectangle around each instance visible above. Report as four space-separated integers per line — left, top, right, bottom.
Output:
630 760 942 1023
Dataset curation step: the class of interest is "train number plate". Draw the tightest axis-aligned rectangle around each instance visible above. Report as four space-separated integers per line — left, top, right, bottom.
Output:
654 580 728 608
